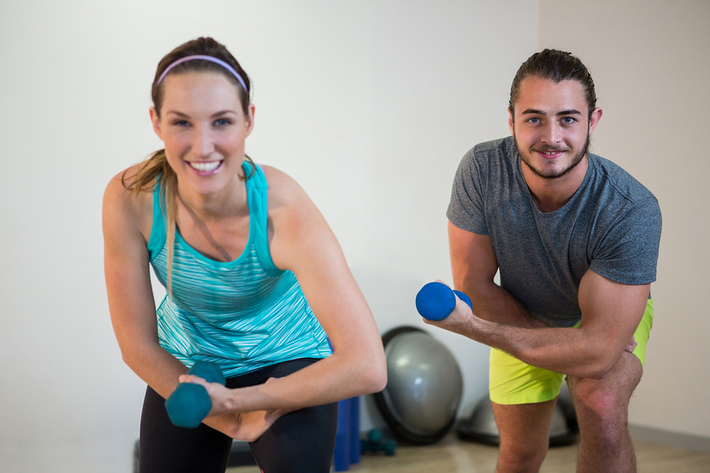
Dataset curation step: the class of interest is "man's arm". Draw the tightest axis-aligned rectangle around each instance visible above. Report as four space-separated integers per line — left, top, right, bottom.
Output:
439 222 649 379
448 222 546 328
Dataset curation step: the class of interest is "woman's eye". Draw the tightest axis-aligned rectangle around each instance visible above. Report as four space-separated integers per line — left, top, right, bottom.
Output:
173 120 190 127
215 118 232 126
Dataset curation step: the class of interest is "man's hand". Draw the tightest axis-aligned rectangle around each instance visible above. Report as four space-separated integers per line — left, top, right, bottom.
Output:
421 287 480 337
625 336 637 354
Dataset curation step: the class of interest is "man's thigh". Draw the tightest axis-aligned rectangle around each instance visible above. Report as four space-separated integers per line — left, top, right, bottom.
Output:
489 347 565 405
489 349 564 462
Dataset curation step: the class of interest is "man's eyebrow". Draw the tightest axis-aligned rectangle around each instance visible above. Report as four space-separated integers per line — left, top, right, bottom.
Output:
521 108 583 116
557 109 583 116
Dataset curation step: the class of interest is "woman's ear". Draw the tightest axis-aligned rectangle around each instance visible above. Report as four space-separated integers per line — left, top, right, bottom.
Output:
245 103 256 136
149 107 163 140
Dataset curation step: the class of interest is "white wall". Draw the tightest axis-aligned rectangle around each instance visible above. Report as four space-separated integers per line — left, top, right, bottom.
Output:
538 0 710 440
0 1 536 472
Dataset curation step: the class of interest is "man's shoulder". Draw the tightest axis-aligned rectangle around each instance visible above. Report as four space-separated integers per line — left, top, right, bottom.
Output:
587 154 658 205
462 136 517 171
471 136 515 156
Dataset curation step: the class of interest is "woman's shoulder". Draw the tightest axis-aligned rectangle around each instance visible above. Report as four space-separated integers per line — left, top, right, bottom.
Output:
260 165 334 270
261 165 310 208
103 164 154 240
261 164 322 233
104 164 153 207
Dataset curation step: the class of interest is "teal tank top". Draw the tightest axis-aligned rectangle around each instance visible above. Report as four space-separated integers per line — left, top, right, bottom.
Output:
147 162 331 377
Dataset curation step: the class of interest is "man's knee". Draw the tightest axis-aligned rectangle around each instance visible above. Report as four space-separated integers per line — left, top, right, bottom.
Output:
497 443 548 473
569 354 641 425
497 427 550 473
571 381 632 432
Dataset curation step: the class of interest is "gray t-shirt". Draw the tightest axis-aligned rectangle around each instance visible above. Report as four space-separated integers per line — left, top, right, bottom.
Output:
447 136 662 327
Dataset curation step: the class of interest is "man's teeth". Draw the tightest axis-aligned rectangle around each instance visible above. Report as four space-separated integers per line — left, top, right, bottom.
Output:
190 161 221 172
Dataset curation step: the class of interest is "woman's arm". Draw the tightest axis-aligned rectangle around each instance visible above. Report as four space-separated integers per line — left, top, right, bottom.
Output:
182 167 387 417
103 170 276 440
103 170 186 396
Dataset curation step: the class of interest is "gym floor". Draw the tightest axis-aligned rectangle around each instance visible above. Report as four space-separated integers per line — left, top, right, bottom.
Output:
226 433 710 473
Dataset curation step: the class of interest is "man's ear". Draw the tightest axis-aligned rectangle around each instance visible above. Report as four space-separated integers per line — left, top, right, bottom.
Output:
588 107 603 134
508 107 515 135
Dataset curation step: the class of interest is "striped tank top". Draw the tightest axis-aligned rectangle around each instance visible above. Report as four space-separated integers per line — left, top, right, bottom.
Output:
147 162 331 377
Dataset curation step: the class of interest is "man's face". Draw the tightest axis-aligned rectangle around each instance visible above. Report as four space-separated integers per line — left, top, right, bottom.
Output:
509 76 600 180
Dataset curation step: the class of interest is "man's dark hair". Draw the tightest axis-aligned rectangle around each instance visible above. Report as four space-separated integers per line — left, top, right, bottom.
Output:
509 49 597 120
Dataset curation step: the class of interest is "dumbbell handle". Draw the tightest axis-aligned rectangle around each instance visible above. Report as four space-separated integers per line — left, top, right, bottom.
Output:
165 361 226 428
415 281 473 321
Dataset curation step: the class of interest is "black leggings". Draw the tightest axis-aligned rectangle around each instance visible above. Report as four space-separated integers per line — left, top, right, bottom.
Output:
139 358 338 473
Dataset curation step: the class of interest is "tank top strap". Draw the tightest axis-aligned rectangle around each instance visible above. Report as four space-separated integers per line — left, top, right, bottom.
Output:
244 161 283 276
147 177 167 261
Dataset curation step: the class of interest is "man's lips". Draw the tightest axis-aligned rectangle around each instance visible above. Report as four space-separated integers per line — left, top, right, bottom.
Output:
534 148 566 159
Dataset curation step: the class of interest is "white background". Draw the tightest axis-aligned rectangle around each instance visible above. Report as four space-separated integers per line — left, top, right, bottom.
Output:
1 1 708 471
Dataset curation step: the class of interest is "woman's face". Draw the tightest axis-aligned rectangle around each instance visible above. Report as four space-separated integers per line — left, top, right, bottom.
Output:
150 71 254 198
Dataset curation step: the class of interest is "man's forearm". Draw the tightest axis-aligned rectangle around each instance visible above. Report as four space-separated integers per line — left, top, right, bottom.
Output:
460 279 548 329
436 303 614 379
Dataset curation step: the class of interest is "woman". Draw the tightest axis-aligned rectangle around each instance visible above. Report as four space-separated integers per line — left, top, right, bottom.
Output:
102 37 387 473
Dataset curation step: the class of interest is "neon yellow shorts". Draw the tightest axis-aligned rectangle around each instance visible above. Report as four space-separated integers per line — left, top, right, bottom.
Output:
489 299 654 405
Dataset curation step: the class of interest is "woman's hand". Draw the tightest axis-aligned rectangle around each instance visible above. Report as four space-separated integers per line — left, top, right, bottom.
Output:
207 409 290 442
178 374 236 417
179 375 295 442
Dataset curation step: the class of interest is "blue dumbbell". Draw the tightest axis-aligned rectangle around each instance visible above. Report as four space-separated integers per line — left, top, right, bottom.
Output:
415 281 473 321
165 361 226 428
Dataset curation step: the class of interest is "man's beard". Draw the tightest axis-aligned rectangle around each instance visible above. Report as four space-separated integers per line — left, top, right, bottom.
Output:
515 131 590 180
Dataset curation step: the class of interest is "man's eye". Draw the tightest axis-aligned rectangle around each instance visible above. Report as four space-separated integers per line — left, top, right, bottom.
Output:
527 117 540 124
561 117 576 125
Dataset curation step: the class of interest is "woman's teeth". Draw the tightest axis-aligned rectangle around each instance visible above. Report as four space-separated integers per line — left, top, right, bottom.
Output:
190 161 221 172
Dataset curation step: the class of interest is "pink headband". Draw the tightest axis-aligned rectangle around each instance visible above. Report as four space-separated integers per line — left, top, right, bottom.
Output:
156 55 248 93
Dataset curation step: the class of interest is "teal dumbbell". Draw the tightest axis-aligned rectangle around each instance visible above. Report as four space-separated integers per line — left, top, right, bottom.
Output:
361 429 396 456
165 361 225 428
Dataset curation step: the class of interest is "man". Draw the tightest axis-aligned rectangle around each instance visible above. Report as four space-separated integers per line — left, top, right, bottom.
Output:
433 49 661 473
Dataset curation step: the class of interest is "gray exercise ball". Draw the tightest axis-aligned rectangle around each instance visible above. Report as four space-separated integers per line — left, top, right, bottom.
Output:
457 387 578 446
374 326 463 444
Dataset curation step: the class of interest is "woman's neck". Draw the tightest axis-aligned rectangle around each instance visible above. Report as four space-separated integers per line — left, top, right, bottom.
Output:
176 175 248 221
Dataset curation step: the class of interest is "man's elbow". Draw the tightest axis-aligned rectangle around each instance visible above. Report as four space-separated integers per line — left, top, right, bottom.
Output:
576 352 621 380
581 365 612 380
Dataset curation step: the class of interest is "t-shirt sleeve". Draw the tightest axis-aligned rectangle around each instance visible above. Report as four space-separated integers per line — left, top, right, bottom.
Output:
446 148 489 235
589 196 662 285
